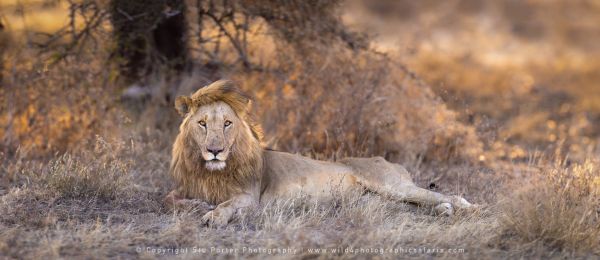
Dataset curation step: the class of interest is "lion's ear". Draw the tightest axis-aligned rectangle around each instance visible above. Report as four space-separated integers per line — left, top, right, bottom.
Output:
232 94 252 117
244 99 253 114
234 88 252 114
175 96 192 116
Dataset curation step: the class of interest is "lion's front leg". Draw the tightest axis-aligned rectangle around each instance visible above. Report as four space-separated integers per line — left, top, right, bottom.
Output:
201 193 257 227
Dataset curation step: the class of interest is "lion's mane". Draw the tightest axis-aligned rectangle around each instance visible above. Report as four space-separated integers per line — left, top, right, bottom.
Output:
169 80 264 204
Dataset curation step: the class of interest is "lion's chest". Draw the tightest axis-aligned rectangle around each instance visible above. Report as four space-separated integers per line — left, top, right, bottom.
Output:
180 173 244 204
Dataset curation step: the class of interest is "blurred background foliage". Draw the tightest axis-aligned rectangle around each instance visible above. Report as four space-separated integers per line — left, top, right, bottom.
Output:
1 0 599 166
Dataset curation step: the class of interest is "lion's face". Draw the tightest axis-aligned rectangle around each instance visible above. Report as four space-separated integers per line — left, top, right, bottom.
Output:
186 101 241 171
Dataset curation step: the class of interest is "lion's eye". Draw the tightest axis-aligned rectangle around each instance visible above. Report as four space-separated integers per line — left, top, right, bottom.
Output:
224 120 232 127
198 120 206 127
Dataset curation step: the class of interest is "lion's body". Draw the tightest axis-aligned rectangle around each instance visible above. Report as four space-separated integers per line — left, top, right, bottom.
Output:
167 80 474 226
261 150 359 201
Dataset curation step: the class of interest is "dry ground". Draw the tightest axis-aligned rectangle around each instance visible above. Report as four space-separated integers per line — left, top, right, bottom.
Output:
1 133 598 259
1 0 600 259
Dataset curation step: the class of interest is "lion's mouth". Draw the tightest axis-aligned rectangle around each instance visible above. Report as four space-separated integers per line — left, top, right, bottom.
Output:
205 160 226 171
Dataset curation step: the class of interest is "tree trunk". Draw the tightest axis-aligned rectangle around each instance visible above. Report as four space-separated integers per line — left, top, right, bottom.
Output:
110 0 188 84
0 21 7 83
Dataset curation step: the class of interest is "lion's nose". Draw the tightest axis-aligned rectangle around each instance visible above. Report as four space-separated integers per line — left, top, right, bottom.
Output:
207 148 224 156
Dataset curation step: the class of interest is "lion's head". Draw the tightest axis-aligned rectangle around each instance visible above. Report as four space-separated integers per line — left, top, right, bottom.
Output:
170 80 263 203
174 80 263 171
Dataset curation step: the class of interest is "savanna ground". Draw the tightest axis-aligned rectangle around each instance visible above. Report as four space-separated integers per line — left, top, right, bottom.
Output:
1 0 600 259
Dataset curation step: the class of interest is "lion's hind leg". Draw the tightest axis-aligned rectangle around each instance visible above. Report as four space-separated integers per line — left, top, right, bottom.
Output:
397 185 474 216
340 157 473 215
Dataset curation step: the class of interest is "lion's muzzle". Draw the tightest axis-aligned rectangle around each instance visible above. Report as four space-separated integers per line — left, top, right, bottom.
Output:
203 147 228 171
205 160 226 171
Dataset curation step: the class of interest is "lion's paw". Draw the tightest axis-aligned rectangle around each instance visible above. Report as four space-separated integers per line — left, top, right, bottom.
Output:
451 196 474 209
434 202 454 216
201 209 231 227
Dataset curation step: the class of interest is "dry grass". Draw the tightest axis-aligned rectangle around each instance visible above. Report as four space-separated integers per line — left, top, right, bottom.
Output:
45 144 130 200
498 160 600 256
1 0 600 259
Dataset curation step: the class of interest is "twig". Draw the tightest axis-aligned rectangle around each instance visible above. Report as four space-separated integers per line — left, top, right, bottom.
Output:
204 8 250 68
116 8 134 21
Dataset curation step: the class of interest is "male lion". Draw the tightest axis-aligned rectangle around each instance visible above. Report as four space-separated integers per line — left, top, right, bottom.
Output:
165 80 474 226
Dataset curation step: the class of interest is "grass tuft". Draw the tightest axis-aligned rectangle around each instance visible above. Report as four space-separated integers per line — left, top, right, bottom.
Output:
45 138 131 201
499 161 600 254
